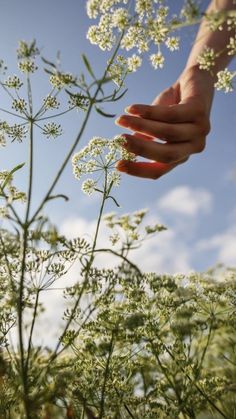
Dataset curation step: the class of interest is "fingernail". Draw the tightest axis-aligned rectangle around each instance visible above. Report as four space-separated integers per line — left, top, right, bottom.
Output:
116 161 128 171
125 105 140 115
115 116 129 127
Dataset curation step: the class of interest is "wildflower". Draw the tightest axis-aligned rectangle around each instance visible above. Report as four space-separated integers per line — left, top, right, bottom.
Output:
127 54 142 72
165 36 180 51
7 185 27 203
42 122 63 139
112 8 129 30
150 52 165 69
18 59 38 73
12 98 27 114
4 75 23 90
81 178 96 195
108 171 121 186
215 69 235 93
197 47 216 71
227 36 236 56
109 232 120 245
68 93 90 111
43 95 60 110
8 124 28 142
72 135 135 196
49 72 76 89
16 40 39 59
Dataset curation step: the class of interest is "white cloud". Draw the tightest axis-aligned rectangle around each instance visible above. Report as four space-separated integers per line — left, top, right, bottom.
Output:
157 185 213 217
196 226 236 266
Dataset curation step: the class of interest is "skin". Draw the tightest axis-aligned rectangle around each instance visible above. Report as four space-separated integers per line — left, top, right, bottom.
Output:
115 0 236 179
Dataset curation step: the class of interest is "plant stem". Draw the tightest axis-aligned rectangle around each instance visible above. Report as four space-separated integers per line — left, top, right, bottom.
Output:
18 119 34 418
25 289 40 374
50 171 109 362
99 330 115 419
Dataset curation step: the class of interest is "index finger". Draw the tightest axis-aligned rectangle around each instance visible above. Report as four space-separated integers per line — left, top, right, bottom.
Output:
125 103 198 123
116 160 177 179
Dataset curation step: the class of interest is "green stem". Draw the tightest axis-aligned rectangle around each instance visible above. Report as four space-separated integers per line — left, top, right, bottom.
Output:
99 330 115 419
25 289 40 374
36 106 76 122
50 171 109 362
0 107 27 120
17 119 34 418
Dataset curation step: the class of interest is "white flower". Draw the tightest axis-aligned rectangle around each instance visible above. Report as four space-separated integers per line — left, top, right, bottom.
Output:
112 8 129 30
227 36 236 56
150 52 165 69
82 178 96 195
197 47 216 71
127 54 142 72
215 69 235 93
165 36 180 51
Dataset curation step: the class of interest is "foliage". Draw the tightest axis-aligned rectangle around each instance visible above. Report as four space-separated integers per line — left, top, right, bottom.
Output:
0 1 235 418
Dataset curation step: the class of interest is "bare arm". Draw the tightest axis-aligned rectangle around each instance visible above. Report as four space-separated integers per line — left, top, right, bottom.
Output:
116 0 236 179
186 0 236 76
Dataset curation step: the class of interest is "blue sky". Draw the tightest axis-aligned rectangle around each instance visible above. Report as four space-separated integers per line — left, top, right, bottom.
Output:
0 0 236 273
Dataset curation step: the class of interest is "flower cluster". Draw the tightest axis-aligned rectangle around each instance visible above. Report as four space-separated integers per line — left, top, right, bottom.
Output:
4 75 23 90
12 98 27 114
68 93 90 111
0 120 28 143
43 95 60 110
197 47 216 71
0 170 26 205
42 122 63 139
18 59 38 74
103 208 167 246
86 1 181 71
16 40 40 60
215 68 235 93
49 72 76 89
72 135 135 195
227 36 236 56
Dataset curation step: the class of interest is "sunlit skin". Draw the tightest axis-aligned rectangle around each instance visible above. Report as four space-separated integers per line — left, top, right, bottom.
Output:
116 0 236 179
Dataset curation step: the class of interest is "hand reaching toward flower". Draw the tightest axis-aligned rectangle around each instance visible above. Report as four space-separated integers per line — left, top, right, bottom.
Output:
115 66 213 179
116 0 236 179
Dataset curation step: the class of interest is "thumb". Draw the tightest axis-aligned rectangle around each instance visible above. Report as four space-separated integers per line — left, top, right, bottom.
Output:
151 83 180 107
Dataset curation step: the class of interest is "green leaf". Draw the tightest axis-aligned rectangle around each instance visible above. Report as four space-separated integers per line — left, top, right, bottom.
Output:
112 88 128 102
1 163 25 190
95 106 116 118
46 194 69 202
82 54 96 79
43 68 54 75
41 56 57 68
107 195 120 207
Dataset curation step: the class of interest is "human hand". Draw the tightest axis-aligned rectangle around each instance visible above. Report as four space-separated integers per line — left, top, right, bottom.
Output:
115 65 215 179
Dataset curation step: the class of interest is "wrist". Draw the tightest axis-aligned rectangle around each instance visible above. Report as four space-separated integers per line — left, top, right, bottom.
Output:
178 65 215 114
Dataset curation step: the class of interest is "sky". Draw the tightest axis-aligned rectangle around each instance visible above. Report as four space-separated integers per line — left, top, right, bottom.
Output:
0 0 235 279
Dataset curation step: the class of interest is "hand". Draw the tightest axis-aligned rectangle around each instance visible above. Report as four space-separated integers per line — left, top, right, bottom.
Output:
115 65 215 179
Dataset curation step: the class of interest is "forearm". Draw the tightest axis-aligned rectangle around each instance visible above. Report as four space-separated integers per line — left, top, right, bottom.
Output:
185 0 236 78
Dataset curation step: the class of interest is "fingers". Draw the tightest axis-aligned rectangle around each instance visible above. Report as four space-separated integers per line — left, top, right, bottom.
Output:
116 115 207 143
116 160 185 180
122 133 205 163
124 102 200 123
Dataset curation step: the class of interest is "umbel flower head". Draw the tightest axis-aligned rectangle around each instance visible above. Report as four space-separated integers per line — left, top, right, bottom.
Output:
72 135 135 195
86 0 181 73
